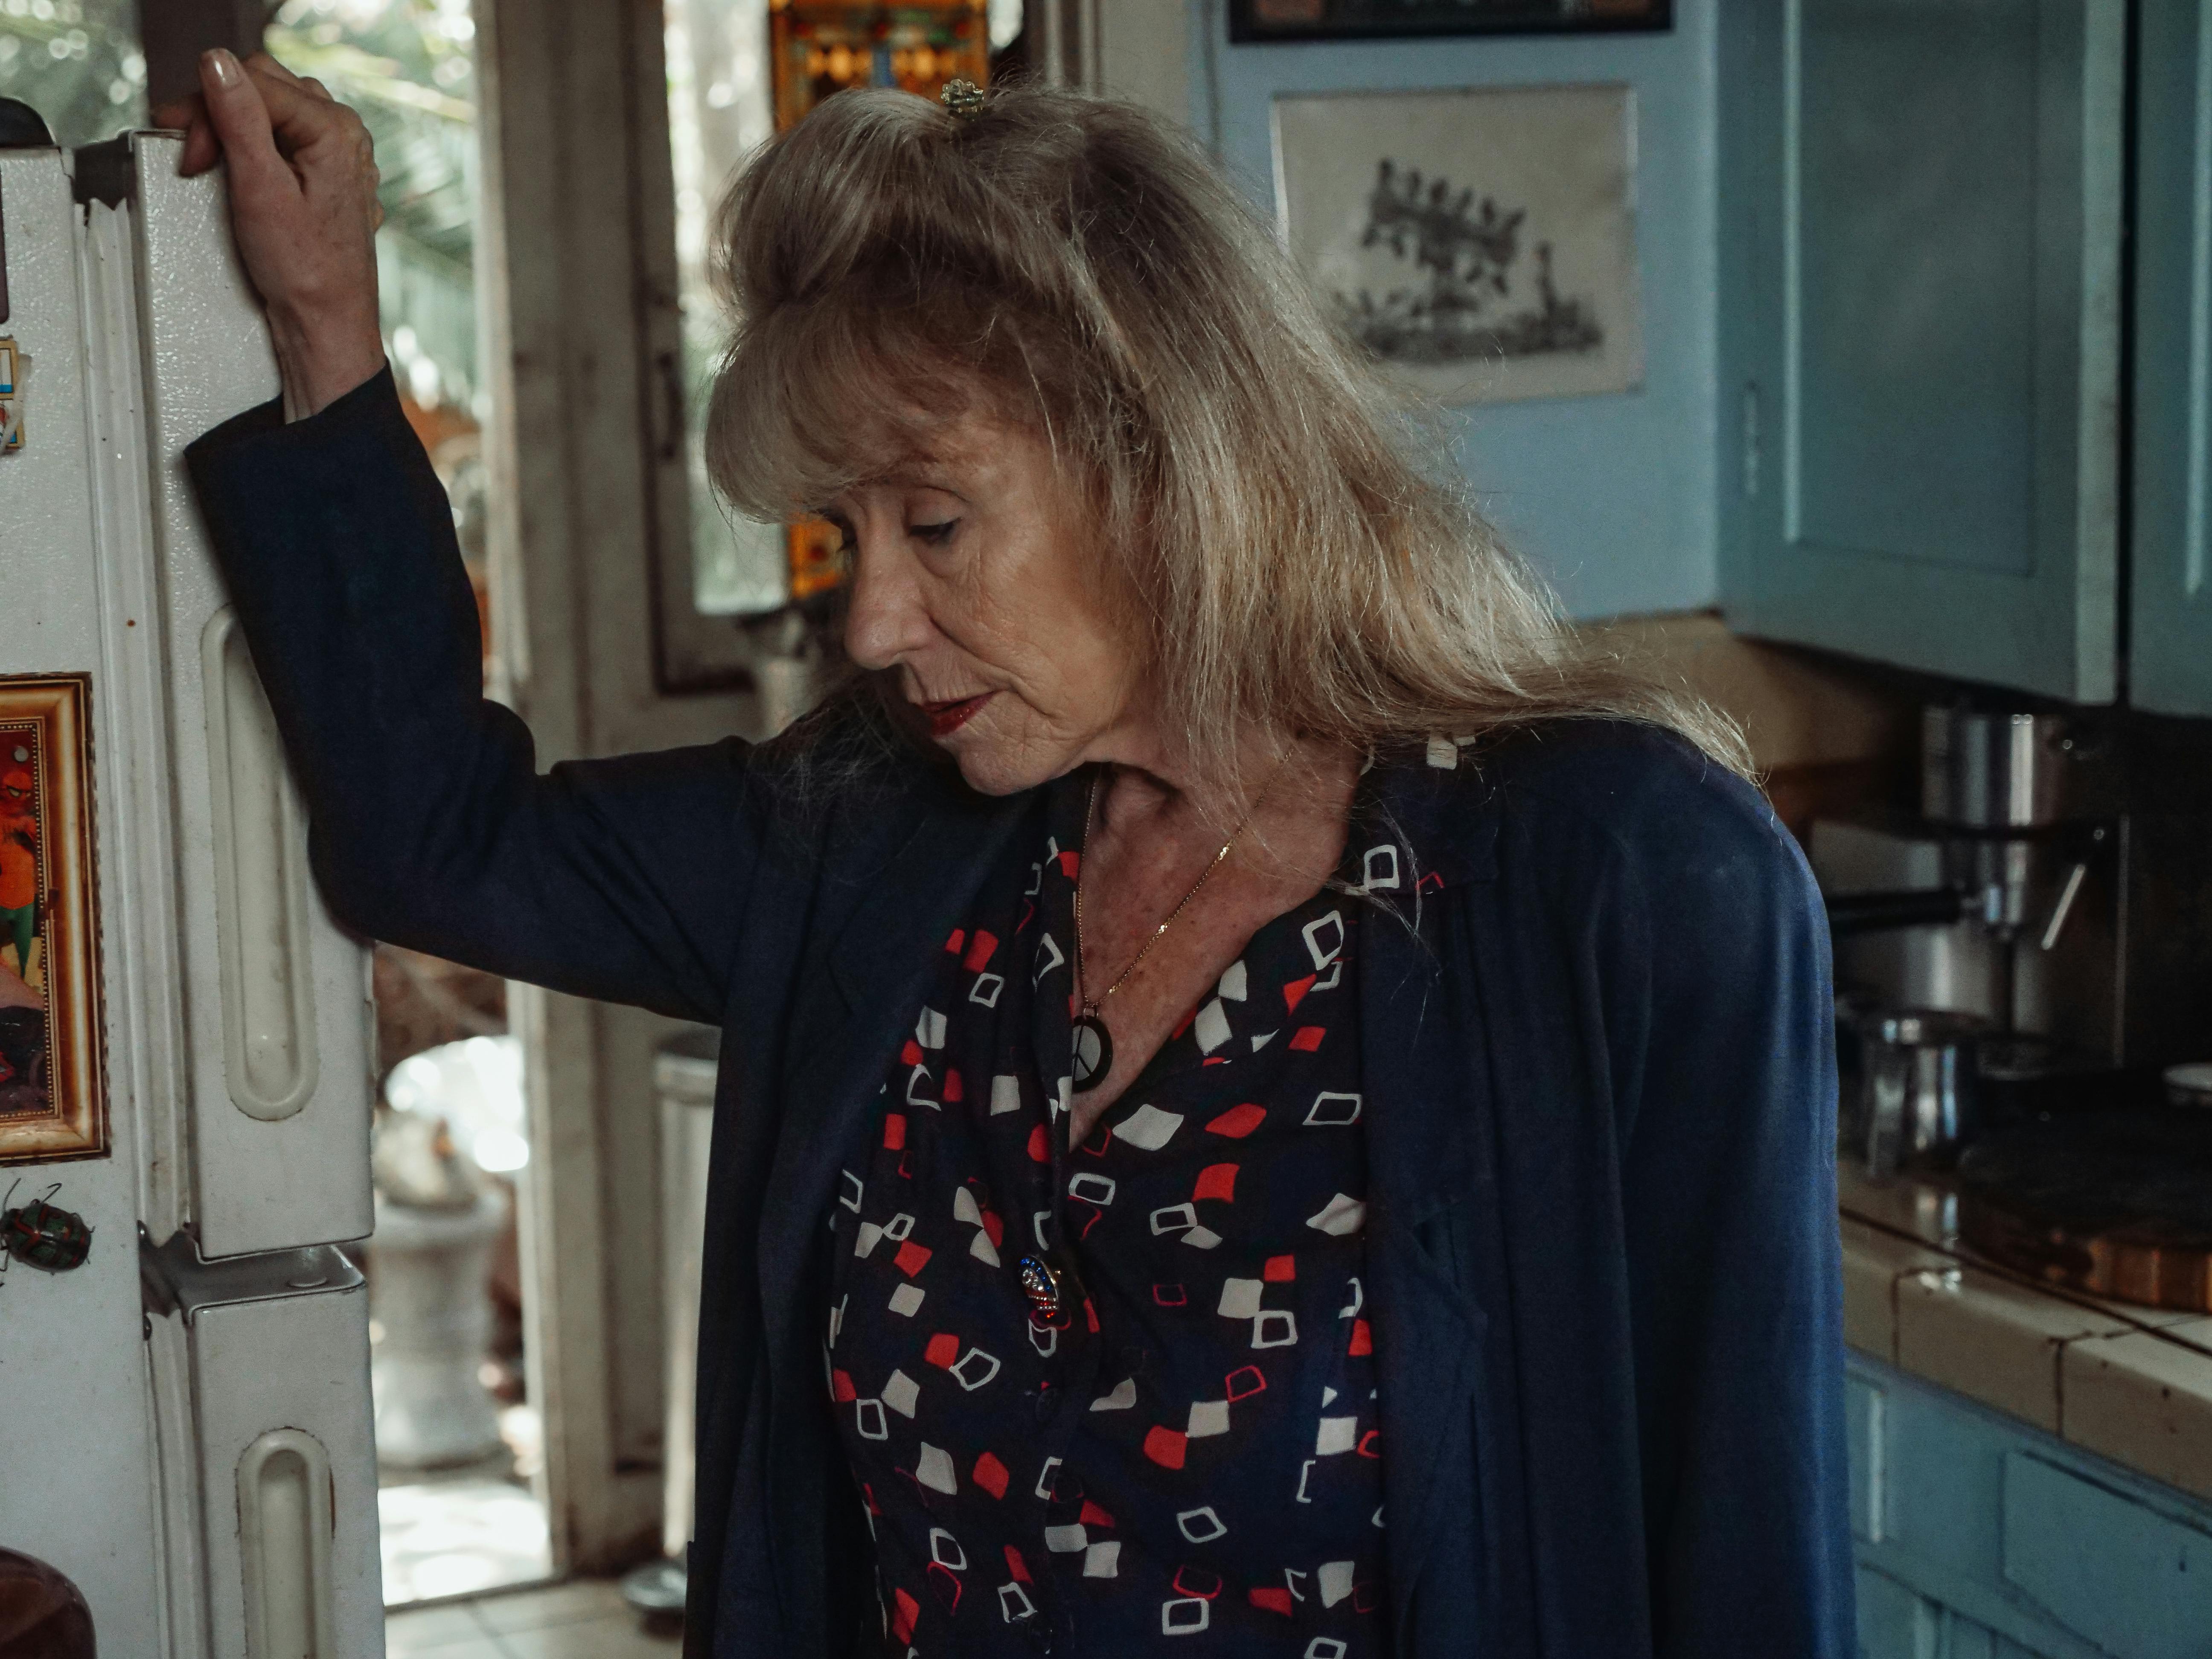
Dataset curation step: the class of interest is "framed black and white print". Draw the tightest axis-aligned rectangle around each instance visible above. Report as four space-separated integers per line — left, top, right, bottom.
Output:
1230 0 1670 45
1273 83 1644 407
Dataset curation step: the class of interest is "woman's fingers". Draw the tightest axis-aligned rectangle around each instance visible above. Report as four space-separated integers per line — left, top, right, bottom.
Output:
195 48 285 190
250 51 306 86
245 60 354 166
244 52 331 101
151 91 224 177
157 53 343 178
167 46 387 419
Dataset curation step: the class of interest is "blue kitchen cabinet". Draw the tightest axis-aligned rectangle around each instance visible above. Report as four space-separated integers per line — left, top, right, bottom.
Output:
1717 0 2127 701
2129 1 2212 717
1846 1355 2212 1659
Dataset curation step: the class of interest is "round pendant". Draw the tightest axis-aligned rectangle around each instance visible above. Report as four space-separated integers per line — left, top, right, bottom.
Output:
1071 1013 1113 1093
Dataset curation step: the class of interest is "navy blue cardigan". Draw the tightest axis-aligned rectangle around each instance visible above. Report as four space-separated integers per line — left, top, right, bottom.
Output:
186 370 1854 1659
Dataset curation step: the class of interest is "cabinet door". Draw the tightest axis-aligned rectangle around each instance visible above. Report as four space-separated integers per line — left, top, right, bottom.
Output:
2129 1 2212 717
1717 0 2125 701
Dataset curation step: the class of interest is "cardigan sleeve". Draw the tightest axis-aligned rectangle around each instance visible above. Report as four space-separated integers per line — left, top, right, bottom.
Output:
186 368 765 1025
1601 752 1855 1657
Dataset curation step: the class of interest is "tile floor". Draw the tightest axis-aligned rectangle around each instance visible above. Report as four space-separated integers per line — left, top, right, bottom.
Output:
384 1578 680 1658
379 1477 553 1604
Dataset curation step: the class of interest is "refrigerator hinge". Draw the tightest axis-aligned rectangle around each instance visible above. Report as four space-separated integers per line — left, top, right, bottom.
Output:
140 1225 364 1326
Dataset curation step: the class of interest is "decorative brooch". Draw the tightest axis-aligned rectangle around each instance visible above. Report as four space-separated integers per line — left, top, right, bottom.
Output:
941 78 985 122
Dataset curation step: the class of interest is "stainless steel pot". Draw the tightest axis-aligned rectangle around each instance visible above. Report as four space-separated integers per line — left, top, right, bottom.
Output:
2168 1063 2212 1109
1863 1009 1989 1175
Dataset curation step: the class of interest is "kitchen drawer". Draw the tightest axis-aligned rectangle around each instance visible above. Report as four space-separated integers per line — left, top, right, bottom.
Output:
1846 1355 2212 1658
1858 1564 2056 1659
2000 1452 2212 1659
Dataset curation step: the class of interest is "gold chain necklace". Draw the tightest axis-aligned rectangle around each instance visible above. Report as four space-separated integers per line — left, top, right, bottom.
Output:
1069 761 1280 1093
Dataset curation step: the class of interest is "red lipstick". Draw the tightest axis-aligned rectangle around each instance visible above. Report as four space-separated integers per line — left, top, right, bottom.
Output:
920 693 992 738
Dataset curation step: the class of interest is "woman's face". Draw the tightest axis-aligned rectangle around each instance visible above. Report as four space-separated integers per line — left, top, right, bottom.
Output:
831 411 1147 796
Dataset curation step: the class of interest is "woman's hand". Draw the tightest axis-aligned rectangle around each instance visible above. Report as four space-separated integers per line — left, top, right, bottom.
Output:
152 49 386 422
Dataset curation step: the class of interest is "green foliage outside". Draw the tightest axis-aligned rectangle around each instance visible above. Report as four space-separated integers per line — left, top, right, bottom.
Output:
0 0 146 148
0 0 480 417
269 0 480 414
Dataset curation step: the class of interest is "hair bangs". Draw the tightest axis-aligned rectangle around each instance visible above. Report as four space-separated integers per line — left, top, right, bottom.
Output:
707 274 1062 526
707 302 934 521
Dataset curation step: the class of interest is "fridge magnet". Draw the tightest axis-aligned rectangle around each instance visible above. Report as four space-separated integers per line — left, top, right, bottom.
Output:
0 337 23 453
1273 83 1645 407
1232 0 1670 44
0 674 107 1166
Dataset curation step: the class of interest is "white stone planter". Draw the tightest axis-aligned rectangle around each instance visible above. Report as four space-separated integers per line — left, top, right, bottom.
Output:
368 1187 509 1470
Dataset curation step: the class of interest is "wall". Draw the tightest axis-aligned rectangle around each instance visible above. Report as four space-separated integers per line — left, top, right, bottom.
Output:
1581 612 1921 840
1188 0 1720 620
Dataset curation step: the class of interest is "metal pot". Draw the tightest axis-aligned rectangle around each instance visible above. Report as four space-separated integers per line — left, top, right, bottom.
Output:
1863 1009 1989 1176
1920 706 2074 829
2168 1063 2212 1109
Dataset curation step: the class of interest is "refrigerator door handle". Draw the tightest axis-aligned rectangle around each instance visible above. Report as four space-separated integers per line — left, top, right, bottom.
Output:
237 1428 340 1659
203 607 323 1123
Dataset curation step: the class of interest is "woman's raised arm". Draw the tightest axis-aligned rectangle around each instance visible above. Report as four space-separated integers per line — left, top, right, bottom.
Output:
170 50 769 1026
187 367 769 1026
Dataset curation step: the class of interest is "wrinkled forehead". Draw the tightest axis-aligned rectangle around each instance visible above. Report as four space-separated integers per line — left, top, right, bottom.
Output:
826 420 1031 509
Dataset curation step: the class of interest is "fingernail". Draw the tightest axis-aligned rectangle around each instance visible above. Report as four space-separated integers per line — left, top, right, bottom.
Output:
203 47 242 88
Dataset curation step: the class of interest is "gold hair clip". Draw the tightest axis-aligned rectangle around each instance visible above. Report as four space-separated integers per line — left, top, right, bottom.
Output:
940 78 985 122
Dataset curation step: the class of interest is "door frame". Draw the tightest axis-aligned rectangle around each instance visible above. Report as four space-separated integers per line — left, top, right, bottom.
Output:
474 0 757 1574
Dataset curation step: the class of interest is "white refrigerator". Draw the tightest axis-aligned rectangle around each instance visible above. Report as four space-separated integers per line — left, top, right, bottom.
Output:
0 130 383 1657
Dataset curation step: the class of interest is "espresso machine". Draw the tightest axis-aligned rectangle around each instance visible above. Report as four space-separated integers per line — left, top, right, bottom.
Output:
1813 704 2135 1170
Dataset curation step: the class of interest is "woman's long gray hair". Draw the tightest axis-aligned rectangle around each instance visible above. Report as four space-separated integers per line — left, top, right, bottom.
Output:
704 82 1749 797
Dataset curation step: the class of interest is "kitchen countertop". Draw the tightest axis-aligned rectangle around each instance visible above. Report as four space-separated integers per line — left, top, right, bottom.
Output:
1838 1161 2212 1502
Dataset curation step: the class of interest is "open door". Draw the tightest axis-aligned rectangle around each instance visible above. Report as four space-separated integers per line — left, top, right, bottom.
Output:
0 133 380 1658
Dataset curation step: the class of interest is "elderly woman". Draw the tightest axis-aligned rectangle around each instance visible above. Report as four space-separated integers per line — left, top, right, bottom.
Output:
170 48 1849 1659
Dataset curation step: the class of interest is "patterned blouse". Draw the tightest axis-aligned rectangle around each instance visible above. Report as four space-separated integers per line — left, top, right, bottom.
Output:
825 769 1394 1656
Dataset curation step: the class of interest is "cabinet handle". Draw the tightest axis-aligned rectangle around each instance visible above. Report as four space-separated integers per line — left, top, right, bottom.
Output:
201 609 321 1120
1741 381 1762 500
236 1428 338 1658
656 349 687 463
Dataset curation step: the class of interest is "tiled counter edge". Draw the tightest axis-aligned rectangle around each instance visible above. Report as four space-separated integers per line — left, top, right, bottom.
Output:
1839 1184 2212 1503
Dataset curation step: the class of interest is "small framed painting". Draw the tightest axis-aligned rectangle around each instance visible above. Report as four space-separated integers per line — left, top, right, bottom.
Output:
1231 0 1670 44
1274 82 1645 407
0 675 107 1166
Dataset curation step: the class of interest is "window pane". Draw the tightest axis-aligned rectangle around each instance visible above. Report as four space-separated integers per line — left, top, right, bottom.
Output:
665 0 788 617
0 0 148 148
270 0 482 419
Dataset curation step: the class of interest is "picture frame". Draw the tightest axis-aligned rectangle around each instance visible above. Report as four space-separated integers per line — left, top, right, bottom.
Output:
0 674 108 1166
1230 0 1670 45
1273 82 1645 407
